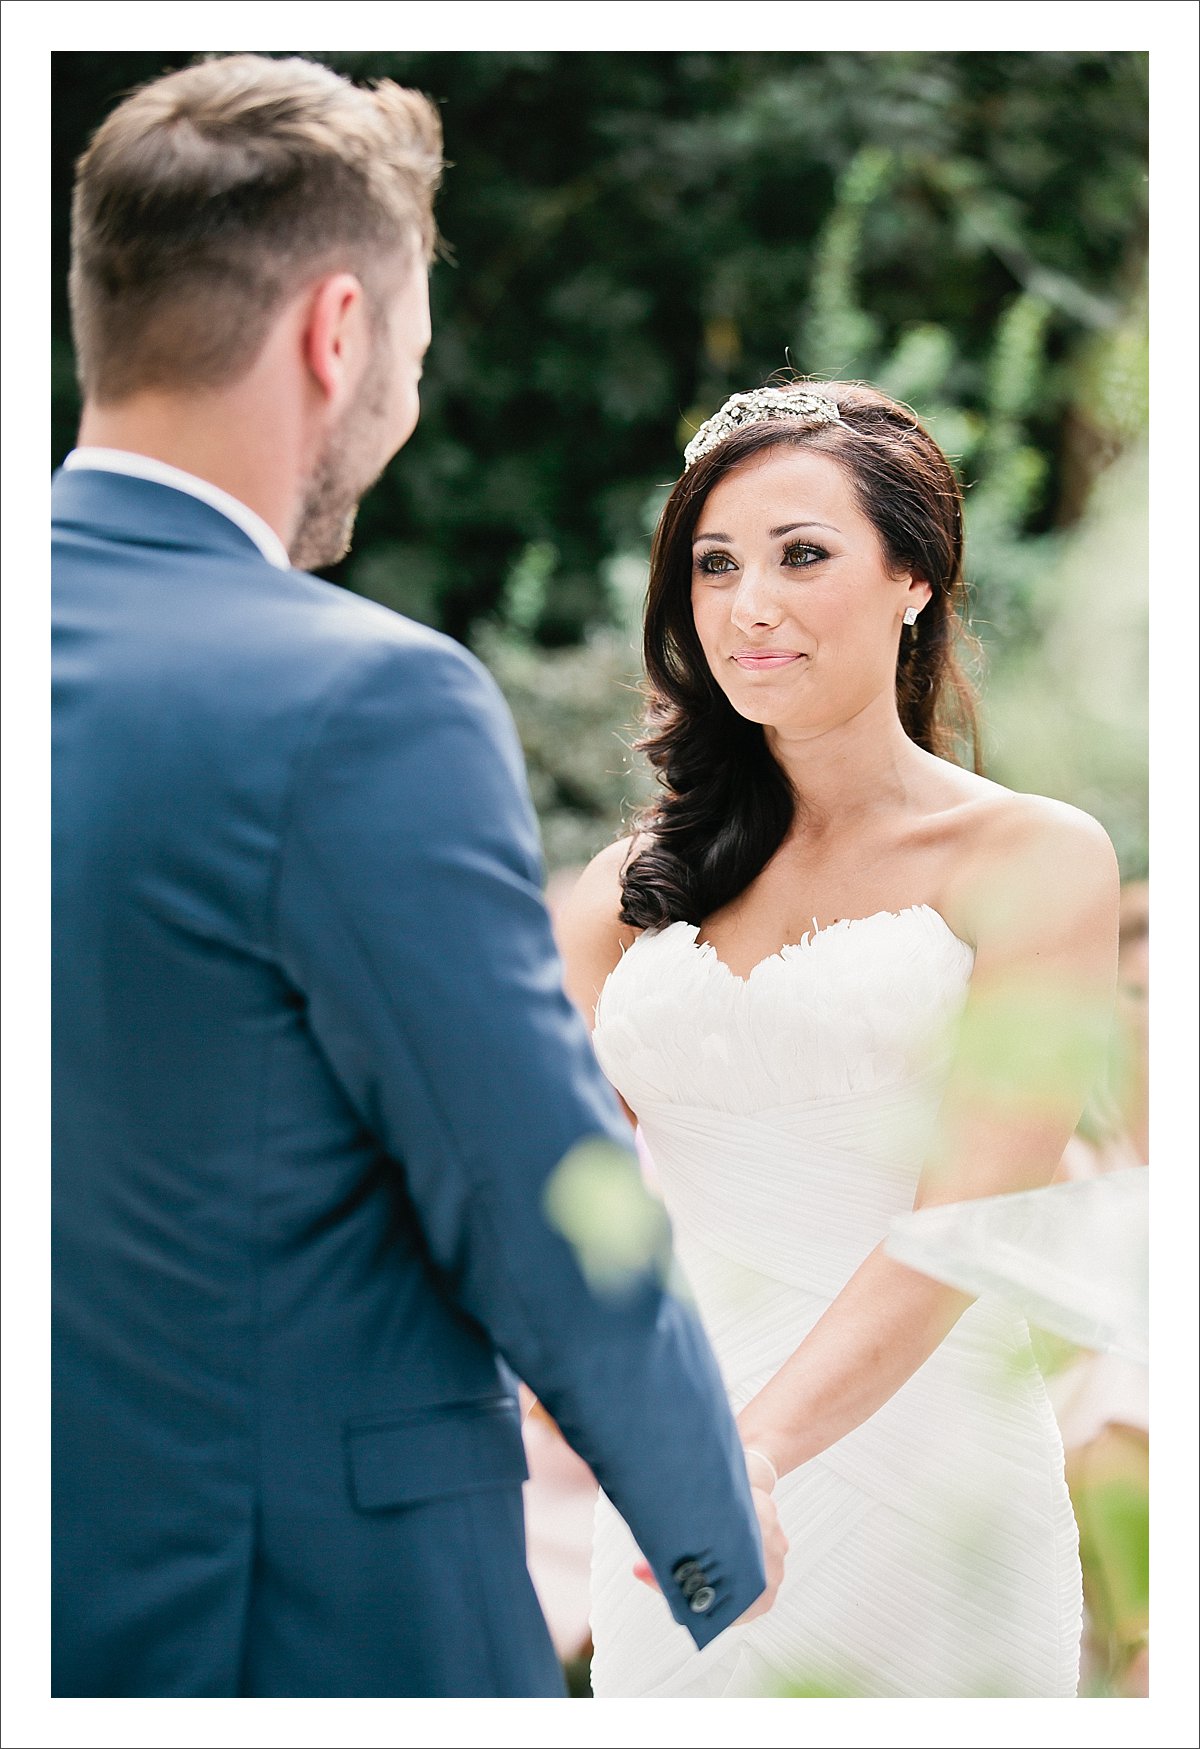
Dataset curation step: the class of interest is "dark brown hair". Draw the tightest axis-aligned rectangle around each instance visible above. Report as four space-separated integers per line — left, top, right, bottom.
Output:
621 378 981 930
69 54 443 403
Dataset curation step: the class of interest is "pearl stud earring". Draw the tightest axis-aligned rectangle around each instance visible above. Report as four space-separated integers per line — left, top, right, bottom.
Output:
902 606 920 626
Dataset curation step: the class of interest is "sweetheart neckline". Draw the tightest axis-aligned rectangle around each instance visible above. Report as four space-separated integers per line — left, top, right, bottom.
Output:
655 903 975 987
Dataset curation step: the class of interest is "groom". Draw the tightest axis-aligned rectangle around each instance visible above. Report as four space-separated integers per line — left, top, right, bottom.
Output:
52 55 782 1696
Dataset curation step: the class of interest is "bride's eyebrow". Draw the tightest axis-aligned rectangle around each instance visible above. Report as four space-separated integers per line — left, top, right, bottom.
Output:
692 520 840 544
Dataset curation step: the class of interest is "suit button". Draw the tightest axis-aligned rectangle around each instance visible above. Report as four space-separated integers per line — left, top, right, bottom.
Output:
689 1585 716 1614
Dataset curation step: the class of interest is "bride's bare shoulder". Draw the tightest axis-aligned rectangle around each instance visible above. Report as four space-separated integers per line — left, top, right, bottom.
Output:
930 762 1119 956
552 835 647 1026
936 764 1114 861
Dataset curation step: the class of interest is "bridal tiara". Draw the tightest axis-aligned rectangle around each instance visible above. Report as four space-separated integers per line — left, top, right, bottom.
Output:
683 386 842 471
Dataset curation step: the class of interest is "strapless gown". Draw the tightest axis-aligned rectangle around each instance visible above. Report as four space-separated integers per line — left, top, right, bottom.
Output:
588 907 1082 1698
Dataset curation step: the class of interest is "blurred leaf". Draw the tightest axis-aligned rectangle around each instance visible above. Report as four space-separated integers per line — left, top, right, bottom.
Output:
1082 1477 1150 1627
542 1136 672 1294
950 981 1114 1116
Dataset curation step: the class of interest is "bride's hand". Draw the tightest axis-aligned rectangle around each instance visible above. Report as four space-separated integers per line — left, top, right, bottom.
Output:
734 1482 788 1623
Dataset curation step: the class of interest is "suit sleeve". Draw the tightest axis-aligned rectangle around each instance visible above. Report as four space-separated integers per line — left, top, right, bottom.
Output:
275 632 765 1647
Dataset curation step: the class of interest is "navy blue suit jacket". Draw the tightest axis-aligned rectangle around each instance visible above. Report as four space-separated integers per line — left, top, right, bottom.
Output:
51 467 764 1697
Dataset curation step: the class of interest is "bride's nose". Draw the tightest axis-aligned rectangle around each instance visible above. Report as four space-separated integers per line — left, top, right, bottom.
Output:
729 569 784 633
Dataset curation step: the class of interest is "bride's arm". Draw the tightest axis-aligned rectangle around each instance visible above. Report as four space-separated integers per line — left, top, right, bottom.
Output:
553 836 642 1026
735 798 1121 1490
552 837 643 1123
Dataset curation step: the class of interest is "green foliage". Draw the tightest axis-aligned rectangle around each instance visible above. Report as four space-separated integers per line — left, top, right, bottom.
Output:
52 51 1148 872
1080 1475 1151 1645
982 442 1148 876
475 531 653 871
1072 1433 1151 1696
789 133 1147 871
477 614 648 871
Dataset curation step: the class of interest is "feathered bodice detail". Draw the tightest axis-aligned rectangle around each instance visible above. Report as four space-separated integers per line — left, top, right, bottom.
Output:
594 906 973 1114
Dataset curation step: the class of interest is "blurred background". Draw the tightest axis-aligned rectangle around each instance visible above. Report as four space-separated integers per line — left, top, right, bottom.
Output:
51 49 1150 1700
53 48 1148 877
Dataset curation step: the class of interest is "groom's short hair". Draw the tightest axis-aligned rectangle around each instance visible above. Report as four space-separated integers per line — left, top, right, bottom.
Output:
69 54 443 404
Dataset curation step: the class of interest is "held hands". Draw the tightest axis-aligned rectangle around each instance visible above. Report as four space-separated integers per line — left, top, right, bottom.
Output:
631 1445 789 1623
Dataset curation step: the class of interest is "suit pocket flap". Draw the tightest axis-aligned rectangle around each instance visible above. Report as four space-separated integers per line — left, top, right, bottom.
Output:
345 1395 528 1512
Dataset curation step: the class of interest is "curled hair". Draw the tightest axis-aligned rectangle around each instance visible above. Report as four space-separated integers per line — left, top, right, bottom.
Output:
69 54 443 403
621 379 980 930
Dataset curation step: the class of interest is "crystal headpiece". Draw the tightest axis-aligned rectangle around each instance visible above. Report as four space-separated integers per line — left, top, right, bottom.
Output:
683 386 841 470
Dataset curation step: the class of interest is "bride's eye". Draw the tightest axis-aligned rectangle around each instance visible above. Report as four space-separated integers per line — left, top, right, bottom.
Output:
695 550 737 576
783 541 827 569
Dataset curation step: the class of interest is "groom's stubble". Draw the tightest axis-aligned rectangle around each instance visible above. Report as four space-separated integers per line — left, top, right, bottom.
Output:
290 336 399 574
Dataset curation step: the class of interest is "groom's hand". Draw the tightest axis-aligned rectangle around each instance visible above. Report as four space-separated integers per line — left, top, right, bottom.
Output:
632 1484 788 1620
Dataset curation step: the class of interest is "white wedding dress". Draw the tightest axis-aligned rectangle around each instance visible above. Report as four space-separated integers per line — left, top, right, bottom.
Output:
588 906 1082 1698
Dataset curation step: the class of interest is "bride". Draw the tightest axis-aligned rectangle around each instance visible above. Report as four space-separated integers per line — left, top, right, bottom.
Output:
555 380 1119 1698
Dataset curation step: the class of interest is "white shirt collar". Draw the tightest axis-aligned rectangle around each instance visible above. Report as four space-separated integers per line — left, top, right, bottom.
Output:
62 448 292 572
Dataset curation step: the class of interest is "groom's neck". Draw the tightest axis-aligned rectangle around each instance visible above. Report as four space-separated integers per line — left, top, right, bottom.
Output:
77 375 306 556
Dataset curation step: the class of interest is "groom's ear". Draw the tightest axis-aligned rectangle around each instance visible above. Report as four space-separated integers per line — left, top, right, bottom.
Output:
301 272 370 412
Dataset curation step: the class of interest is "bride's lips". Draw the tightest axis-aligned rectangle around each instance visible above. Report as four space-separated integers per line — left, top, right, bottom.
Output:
730 649 808 670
